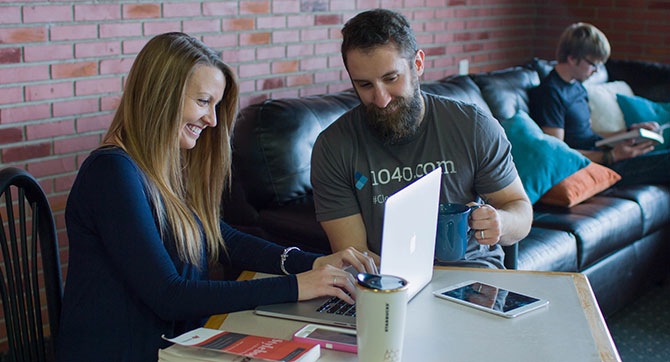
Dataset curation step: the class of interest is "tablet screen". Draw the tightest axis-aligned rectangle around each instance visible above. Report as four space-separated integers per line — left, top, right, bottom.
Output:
440 282 539 312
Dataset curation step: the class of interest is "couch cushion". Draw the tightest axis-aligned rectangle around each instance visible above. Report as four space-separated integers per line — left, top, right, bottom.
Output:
584 81 633 134
603 184 670 235
583 227 670 317
516 227 578 272
422 75 493 118
501 110 591 204
231 91 360 209
471 66 540 121
533 195 643 271
538 162 621 208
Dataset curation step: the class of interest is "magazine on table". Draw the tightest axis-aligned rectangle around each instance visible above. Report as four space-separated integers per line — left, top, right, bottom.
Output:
158 344 256 362
158 327 320 362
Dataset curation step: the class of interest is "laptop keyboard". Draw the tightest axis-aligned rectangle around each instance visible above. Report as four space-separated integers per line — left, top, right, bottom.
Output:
316 296 356 316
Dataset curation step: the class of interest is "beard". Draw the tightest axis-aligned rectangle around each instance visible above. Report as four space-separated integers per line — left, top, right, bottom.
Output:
365 81 423 145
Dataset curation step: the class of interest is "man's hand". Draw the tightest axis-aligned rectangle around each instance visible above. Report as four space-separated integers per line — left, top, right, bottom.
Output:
629 121 660 132
611 140 655 162
467 204 502 246
312 246 378 275
473 177 532 246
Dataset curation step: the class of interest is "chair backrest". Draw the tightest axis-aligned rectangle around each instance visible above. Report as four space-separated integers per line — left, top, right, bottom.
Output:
0 167 63 362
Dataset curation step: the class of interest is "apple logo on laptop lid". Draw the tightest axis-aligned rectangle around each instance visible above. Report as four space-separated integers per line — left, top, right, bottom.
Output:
409 233 417 254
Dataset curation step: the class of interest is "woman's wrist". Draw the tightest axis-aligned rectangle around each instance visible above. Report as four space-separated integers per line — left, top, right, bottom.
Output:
280 246 301 275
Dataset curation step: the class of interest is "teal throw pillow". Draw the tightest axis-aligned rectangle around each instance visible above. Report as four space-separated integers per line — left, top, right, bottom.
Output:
616 94 670 151
501 111 591 204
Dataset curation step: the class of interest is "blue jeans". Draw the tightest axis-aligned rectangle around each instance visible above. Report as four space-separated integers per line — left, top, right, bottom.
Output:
609 149 670 186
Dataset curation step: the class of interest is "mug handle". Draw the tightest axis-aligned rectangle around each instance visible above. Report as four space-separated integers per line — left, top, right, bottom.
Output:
465 204 482 240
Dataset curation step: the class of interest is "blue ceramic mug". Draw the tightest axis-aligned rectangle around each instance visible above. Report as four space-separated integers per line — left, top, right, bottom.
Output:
435 203 481 262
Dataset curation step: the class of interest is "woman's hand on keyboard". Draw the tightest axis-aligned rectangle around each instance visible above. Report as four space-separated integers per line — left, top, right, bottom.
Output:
296 264 357 304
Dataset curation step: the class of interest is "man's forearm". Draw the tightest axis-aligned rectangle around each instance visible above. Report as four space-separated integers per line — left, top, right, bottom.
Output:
577 149 607 164
320 214 380 265
329 236 380 266
496 199 533 246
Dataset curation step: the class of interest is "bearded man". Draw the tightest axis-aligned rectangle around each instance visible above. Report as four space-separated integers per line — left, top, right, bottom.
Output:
310 9 532 269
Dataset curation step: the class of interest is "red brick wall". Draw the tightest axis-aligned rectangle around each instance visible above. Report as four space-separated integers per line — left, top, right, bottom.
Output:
0 0 537 262
534 1 670 62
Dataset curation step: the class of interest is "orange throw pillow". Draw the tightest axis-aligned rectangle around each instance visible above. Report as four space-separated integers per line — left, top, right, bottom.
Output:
539 162 621 207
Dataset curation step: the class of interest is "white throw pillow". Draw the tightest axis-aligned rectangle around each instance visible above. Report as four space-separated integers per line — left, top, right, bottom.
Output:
584 81 634 134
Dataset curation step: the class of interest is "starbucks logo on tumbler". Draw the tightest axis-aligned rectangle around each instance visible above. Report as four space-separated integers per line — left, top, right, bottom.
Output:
384 349 400 361
384 303 389 332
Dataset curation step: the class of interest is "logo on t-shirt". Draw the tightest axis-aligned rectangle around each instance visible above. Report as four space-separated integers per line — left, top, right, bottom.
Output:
354 171 368 190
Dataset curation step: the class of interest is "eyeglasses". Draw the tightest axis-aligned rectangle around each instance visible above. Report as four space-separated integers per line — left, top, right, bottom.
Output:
583 58 601 68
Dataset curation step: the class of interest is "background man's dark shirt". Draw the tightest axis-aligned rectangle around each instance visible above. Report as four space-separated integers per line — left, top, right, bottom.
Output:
530 69 602 150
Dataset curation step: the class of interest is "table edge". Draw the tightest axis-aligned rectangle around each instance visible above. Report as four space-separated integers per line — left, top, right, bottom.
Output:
570 273 622 362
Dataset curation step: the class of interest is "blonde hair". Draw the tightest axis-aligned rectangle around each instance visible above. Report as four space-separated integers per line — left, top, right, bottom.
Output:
557 22 611 63
103 32 239 266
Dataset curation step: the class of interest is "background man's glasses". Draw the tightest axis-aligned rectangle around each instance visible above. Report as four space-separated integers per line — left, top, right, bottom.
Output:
583 58 601 68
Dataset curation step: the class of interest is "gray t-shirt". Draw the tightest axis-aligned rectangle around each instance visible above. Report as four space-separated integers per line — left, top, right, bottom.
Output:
311 92 518 268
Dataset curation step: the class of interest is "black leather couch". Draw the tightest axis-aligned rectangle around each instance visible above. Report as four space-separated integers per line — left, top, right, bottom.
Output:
223 59 670 317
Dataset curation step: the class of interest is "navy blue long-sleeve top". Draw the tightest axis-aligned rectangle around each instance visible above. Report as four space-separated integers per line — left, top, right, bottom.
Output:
56 147 320 361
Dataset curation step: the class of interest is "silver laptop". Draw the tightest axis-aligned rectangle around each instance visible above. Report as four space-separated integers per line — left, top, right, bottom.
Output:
254 167 442 328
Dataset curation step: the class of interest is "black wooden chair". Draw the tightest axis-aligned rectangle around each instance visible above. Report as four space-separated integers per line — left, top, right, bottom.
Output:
0 167 63 362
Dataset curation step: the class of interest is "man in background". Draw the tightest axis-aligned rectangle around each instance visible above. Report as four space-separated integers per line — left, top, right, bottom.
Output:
530 22 670 185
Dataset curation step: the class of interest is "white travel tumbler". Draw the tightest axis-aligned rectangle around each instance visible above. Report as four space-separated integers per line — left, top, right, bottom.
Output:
356 273 409 362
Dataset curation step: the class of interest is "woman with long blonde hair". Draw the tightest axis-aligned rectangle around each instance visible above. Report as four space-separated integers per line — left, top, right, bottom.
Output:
57 32 375 361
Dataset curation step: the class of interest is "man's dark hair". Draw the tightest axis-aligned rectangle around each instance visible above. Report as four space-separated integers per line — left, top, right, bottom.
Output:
556 22 610 63
341 9 418 67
